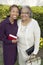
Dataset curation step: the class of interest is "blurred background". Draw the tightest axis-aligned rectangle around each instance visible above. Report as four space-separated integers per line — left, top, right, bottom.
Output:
0 0 43 65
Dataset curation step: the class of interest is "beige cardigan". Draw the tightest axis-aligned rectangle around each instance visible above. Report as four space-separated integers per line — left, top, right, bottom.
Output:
17 18 41 55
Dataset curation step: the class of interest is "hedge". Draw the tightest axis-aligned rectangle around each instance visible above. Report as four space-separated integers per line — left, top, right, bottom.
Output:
0 5 43 48
0 5 43 37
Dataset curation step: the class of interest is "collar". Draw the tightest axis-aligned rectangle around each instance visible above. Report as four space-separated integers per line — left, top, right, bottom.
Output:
6 17 17 25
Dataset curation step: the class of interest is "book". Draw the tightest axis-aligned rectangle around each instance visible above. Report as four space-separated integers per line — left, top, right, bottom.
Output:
8 34 17 40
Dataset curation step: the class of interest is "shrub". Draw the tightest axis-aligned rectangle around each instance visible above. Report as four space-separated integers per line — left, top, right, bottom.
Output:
40 38 43 48
0 5 43 48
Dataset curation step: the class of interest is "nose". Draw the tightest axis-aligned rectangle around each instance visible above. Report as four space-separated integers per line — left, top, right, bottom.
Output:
21 14 27 17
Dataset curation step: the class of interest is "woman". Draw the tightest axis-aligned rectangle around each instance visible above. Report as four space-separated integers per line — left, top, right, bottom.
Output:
0 5 19 65
17 6 41 65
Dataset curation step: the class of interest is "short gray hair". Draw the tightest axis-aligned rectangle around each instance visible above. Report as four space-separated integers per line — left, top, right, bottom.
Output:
20 6 33 18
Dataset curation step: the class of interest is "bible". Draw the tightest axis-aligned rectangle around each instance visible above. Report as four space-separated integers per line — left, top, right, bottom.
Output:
8 34 17 40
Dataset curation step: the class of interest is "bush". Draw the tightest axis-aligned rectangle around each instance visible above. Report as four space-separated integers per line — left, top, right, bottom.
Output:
0 5 9 21
31 7 43 37
0 5 43 48
0 5 43 36
40 38 43 48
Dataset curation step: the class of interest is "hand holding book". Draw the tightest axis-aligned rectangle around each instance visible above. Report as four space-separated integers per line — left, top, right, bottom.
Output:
12 39 18 43
8 34 18 43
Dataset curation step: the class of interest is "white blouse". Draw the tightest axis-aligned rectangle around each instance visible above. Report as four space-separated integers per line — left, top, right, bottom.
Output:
17 18 41 56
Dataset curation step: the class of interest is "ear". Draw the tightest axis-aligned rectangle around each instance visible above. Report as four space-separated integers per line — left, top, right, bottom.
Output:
29 11 33 18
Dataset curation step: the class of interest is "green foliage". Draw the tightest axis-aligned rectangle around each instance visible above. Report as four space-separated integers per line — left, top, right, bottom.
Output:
31 7 43 37
40 38 43 49
0 5 9 21
0 5 43 48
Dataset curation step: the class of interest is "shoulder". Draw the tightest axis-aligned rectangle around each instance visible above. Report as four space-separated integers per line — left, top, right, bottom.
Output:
17 19 22 26
32 18 39 26
32 19 40 33
32 18 38 24
0 17 9 26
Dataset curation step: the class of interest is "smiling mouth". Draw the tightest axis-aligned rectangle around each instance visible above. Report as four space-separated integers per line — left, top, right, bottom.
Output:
13 16 17 18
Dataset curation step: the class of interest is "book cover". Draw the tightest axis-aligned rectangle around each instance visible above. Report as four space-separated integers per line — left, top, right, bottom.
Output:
8 34 17 40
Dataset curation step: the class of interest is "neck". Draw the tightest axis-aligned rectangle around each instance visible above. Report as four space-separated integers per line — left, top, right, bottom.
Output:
9 17 14 24
22 18 31 23
21 18 31 26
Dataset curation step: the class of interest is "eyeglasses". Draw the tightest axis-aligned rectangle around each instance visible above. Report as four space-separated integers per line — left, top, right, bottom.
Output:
21 12 29 14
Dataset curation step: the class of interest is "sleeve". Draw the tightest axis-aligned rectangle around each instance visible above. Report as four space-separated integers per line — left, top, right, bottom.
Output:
0 23 12 44
33 21 41 54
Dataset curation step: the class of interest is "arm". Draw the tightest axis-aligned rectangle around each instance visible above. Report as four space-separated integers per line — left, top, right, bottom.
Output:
0 22 12 44
33 21 41 55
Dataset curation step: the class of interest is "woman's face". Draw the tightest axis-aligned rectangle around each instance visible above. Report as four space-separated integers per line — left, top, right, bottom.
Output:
21 7 30 21
10 7 19 20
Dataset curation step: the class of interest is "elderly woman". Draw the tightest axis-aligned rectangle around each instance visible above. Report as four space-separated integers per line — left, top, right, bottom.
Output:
0 5 19 65
17 6 41 65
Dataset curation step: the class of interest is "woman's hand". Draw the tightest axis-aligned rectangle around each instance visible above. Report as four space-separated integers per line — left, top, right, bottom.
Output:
12 39 18 43
31 54 37 56
30 53 37 58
